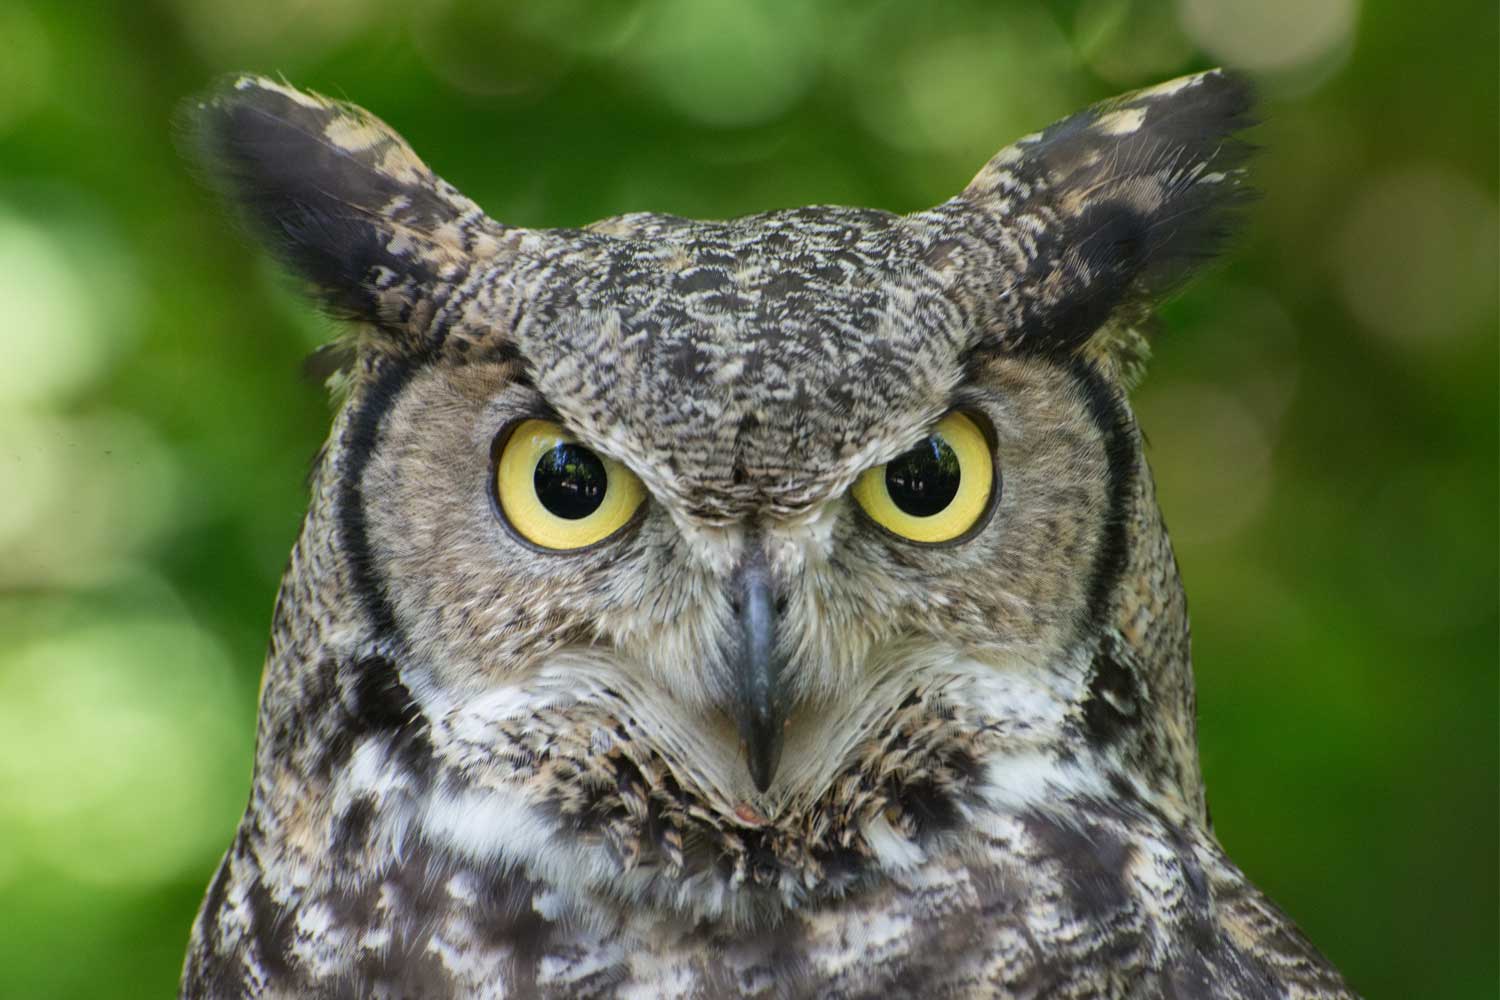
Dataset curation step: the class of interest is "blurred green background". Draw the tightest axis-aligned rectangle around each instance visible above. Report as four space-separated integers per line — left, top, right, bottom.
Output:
0 0 1494 996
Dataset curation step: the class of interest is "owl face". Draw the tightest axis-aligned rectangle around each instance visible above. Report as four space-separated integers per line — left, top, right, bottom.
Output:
186 71 1253 876
360 322 1121 799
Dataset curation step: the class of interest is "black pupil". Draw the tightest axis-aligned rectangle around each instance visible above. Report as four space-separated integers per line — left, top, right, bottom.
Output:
885 436 960 517
534 444 608 520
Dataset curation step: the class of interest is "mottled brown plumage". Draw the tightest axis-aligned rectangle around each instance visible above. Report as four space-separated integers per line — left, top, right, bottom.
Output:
179 71 1353 998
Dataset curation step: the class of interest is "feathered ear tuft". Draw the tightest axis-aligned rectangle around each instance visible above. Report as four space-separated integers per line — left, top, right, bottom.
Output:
179 75 509 347
950 69 1257 374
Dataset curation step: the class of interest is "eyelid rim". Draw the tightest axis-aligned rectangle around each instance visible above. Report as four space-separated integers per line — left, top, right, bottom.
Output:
488 417 648 555
850 408 1003 549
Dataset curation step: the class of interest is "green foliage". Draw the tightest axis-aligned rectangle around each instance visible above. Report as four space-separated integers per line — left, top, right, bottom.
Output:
0 1 1493 996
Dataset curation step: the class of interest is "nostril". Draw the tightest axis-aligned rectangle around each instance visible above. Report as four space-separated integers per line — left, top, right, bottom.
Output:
728 591 786 620
728 547 784 622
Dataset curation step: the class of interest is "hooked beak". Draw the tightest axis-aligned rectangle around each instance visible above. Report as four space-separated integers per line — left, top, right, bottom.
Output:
729 547 787 792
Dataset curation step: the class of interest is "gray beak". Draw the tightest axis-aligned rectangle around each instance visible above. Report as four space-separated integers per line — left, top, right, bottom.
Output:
729 547 786 792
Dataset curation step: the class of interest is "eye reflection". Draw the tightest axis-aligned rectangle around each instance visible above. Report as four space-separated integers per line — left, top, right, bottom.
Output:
534 444 608 520
884 438 961 518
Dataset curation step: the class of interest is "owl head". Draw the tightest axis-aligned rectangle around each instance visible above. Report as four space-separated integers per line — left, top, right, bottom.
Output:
186 72 1254 915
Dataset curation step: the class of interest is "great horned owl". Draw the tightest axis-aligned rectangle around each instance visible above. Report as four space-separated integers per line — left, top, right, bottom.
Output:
179 71 1353 998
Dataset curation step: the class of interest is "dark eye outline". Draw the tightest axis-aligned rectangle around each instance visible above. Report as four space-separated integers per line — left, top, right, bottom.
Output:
851 409 1003 549
488 417 648 555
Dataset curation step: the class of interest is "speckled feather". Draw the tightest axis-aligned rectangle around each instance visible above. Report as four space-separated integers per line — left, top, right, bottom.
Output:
180 72 1353 998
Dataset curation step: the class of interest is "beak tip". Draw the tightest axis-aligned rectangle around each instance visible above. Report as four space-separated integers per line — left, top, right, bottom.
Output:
749 759 775 794
741 731 782 793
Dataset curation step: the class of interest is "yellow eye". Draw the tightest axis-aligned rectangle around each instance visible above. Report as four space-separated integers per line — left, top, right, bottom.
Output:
851 412 996 544
494 420 645 550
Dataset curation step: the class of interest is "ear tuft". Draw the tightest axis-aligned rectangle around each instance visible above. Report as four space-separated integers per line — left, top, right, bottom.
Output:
955 69 1258 363
179 75 503 343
